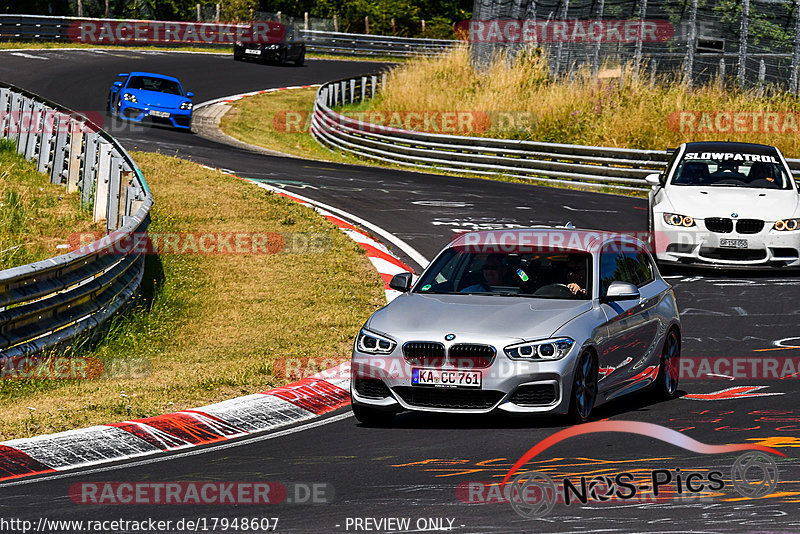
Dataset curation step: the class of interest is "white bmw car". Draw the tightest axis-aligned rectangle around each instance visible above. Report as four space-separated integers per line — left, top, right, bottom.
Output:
648 141 800 267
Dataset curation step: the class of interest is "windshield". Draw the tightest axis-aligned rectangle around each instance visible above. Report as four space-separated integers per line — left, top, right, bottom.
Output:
413 249 592 299
671 151 791 190
126 76 184 96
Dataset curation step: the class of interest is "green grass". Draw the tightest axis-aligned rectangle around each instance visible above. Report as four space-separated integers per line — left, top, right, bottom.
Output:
0 139 102 270
0 152 384 439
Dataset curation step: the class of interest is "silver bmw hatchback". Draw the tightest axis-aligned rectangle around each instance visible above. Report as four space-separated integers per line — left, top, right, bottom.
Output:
350 228 681 426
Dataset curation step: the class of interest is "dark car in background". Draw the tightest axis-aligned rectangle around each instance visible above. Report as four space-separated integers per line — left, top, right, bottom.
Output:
233 25 305 66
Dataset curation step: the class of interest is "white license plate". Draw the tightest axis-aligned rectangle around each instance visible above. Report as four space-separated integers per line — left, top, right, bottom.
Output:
245 49 261 55
720 238 748 249
412 368 482 388
149 110 170 118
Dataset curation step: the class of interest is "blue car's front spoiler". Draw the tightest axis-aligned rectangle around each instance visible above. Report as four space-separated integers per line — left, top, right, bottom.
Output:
118 102 192 129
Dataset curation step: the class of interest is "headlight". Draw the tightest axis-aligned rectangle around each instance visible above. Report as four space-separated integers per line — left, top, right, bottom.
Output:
663 213 695 227
122 93 137 103
180 101 193 110
773 218 800 231
267 44 279 49
504 338 574 361
356 329 396 354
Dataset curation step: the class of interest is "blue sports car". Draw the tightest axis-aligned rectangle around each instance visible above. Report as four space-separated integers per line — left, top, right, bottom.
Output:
107 72 194 130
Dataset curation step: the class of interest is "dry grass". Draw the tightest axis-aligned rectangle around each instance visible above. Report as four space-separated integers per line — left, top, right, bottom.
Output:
0 139 103 270
366 46 800 156
0 152 384 440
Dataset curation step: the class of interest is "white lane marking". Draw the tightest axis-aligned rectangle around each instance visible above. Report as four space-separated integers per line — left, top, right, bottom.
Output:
255 182 430 269
8 52 49 60
563 205 617 213
0 412 353 488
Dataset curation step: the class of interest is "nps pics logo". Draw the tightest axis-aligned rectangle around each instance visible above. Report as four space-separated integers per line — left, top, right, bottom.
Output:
498 421 784 519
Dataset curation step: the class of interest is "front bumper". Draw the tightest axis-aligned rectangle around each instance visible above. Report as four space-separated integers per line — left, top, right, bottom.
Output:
235 44 284 61
350 345 578 415
653 216 800 267
118 102 192 129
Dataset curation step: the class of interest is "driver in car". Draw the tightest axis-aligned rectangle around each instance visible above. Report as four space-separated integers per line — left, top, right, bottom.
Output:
566 256 587 296
461 254 509 292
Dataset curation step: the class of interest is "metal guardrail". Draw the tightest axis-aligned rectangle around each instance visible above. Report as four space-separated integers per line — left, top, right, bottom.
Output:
310 74 800 191
300 30 459 57
0 14 457 58
0 81 152 360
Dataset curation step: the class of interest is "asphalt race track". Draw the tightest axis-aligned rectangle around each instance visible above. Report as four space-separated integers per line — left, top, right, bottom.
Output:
1 49 799 532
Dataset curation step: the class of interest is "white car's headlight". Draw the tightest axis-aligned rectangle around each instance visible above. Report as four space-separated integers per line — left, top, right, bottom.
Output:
663 213 695 227
180 101 192 110
773 218 800 231
356 329 396 354
504 338 574 361
123 93 137 103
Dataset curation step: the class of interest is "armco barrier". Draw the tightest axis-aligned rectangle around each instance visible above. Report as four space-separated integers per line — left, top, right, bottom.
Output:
0 81 152 360
310 74 800 191
0 14 456 58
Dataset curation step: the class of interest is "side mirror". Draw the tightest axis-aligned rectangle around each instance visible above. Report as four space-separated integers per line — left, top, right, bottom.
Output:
645 173 664 186
186 91 194 98
117 73 129 77
113 81 123 88
389 272 413 293
601 281 640 303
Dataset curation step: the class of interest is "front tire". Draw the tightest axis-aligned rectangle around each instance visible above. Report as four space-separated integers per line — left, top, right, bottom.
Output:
294 49 305 67
568 350 598 424
352 403 394 427
653 328 680 399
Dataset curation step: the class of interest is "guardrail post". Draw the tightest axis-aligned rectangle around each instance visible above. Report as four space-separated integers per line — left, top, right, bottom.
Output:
107 156 123 232
371 75 377 99
17 98 35 157
332 83 339 106
66 119 83 193
0 89 10 137
340 80 347 104
349 79 356 104
117 164 133 228
361 76 367 101
50 113 70 184
81 132 98 207
7 92 21 146
93 140 112 223
36 109 56 175
24 102 43 161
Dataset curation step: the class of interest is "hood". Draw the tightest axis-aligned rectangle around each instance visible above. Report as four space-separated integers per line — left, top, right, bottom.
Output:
367 293 593 340
664 187 800 221
124 89 189 109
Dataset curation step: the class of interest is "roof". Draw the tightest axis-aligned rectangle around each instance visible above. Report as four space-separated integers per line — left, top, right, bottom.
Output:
128 71 181 83
683 141 779 155
448 227 647 254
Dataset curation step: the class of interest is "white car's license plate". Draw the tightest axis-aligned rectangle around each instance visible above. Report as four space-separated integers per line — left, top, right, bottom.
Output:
149 110 170 118
412 368 482 388
245 49 261 55
720 238 748 249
